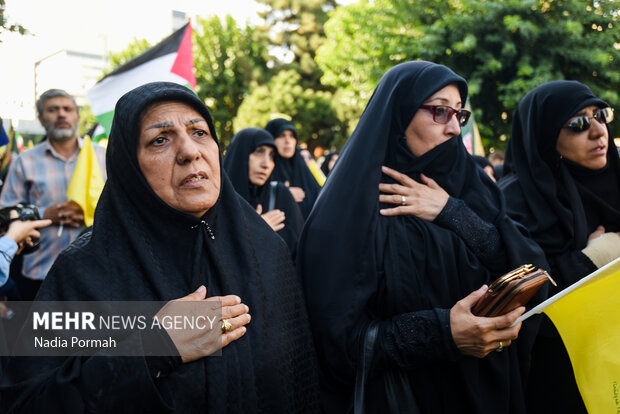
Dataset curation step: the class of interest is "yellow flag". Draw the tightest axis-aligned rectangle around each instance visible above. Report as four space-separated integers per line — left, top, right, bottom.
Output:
544 258 620 413
307 160 326 186
67 136 105 227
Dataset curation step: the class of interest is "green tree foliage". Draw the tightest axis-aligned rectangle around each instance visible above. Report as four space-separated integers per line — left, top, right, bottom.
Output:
317 0 620 150
251 0 351 149
257 0 338 88
0 0 27 41
78 104 97 137
233 69 347 151
194 15 273 147
103 38 152 75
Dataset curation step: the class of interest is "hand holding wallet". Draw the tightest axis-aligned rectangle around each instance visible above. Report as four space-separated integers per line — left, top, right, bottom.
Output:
472 264 556 317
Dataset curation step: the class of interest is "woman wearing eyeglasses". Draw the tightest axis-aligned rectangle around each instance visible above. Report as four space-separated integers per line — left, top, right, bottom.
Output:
298 61 549 413
499 80 619 414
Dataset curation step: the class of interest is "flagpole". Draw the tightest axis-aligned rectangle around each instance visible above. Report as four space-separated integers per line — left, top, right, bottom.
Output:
512 257 620 326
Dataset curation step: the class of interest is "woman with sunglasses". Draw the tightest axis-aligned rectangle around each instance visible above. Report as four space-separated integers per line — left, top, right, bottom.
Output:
298 61 548 413
499 80 620 414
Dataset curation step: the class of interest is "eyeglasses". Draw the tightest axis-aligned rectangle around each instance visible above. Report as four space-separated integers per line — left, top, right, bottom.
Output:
562 107 614 133
419 105 471 126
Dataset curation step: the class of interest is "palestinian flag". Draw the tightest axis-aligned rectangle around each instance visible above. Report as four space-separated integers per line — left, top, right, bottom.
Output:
87 22 196 141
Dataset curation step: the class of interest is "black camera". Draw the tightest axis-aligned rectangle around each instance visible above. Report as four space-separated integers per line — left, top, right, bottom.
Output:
0 204 42 254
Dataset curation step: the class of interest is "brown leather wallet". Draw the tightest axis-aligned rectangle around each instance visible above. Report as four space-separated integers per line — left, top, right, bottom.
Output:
472 264 556 317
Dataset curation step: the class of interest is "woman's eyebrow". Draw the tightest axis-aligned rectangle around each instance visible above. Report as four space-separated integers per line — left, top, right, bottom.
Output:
425 96 462 106
145 118 204 130
146 121 173 130
185 118 205 126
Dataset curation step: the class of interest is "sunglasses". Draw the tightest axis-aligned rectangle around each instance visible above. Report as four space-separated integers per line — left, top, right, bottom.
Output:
562 107 614 133
419 105 471 126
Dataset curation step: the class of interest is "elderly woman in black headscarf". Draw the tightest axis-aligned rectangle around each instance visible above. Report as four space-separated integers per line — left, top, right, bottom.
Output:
265 118 321 218
499 80 619 414
298 61 549 414
223 127 304 254
0 83 319 413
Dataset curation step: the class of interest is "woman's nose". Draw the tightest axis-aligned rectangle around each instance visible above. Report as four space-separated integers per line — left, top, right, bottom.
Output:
176 135 201 164
260 154 271 167
588 116 608 140
446 114 462 136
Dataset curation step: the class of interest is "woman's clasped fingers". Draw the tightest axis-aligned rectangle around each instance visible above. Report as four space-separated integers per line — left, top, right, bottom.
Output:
381 165 416 186
221 312 251 346
478 307 524 356
378 182 409 199
207 294 242 307
490 306 525 331
261 209 286 232
220 304 251 347
451 286 526 358
221 322 248 347
222 303 250 320
379 166 449 221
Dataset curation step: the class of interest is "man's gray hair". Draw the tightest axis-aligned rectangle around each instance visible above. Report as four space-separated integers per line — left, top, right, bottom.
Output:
36 89 77 116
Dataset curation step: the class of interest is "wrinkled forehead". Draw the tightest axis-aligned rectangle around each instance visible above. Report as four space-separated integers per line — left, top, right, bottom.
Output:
139 100 206 126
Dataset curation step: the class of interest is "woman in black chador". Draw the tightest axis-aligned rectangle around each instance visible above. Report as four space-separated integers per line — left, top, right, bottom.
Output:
223 127 304 254
0 82 319 413
298 61 549 414
499 80 620 413
320 151 339 178
265 118 321 218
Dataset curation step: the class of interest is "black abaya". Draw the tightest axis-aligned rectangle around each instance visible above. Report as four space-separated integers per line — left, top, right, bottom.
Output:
499 80 620 414
0 83 319 413
320 152 339 177
223 127 304 254
265 119 321 218
298 61 548 413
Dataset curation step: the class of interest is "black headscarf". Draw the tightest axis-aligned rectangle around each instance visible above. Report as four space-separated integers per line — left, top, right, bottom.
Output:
298 61 547 413
265 118 321 218
1 83 319 413
265 118 297 141
500 80 620 287
320 151 339 177
223 127 304 253
472 154 492 169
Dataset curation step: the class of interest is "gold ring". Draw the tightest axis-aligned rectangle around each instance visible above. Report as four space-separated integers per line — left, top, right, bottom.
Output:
496 341 503 352
401 195 407 206
221 319 232 334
